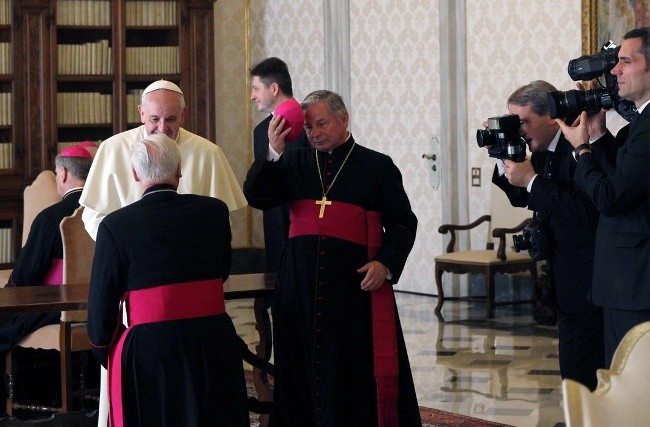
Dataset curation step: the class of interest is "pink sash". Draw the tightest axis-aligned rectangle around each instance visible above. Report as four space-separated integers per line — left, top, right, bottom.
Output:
290 199 400 427
42 259 63 285
108 278 225 427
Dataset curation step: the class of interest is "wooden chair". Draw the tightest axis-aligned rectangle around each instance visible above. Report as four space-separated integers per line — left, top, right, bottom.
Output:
562 321 650 426
434 184 537 318
6 207 96 415
0 171 61 285
22 171 61 247
230 247 273 426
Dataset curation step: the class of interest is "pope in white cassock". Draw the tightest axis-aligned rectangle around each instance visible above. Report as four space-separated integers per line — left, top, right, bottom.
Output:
79 79 247 239
80 80 247 426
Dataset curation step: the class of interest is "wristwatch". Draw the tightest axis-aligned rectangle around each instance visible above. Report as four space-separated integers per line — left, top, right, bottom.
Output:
572 143 591 161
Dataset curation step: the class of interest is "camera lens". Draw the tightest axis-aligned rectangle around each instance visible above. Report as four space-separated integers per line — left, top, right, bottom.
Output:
567 50 618 81
547 88 614 119
547 91 568 120
476 129 491 147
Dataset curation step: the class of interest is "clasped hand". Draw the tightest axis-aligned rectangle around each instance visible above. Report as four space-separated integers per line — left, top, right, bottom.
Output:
504 158 536 188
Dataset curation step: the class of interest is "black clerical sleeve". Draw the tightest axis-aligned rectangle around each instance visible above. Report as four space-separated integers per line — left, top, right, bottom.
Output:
87 222 124 367
8 212 60 287
244 155 294 210
372 153 417 282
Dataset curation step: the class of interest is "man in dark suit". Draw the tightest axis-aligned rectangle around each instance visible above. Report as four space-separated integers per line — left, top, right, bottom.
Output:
492 80 606 390
87 134 248 426
250 57 308 272
557 27 650 366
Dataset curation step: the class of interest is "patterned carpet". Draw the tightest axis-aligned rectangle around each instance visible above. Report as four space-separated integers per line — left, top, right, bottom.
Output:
420 407 513 427
249 407 512 427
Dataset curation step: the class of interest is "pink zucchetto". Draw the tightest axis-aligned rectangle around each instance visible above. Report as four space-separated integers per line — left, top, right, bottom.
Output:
274 98 304 142
60 141 98 159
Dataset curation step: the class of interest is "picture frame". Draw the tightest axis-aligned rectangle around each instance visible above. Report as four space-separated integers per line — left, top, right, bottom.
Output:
583 0 650 54
582 0 598 54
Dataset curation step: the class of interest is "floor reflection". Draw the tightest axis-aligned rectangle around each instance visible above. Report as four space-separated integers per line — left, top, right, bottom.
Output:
398 292 563 427
228 292 565 427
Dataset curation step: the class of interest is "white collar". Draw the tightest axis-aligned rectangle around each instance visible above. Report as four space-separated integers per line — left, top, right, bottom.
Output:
546 129 561 153
62 187 83 198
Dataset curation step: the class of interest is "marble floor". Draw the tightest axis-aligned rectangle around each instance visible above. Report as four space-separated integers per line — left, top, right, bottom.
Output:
228 292 566 427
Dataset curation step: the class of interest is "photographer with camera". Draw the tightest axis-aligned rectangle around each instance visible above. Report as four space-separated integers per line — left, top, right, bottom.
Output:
488 80 606 390
556 27 650 367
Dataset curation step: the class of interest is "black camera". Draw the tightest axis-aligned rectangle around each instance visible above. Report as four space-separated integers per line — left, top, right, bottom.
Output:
547 41 637 122
476 114 527 162
513 214 548 261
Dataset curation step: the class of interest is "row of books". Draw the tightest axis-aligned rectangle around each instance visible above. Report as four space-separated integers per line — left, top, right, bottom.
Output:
56 1 178 27
7 46 191 82
56 1 112 26
59 44 181 76
0 226 12 264
0 43 10 74
0 87 154 130
0 93 11 125
125 1 178 26
0 0 9 26
0 142 105 170
57 92 113 125
57 40 113 74
125 46 179 75
58 40 113 75
0 142 12 169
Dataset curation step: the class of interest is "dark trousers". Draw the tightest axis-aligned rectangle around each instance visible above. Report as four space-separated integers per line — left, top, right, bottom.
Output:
557 307 605 391
603 307 650 367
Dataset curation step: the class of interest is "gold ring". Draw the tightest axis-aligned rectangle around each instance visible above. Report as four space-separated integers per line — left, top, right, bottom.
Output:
274 130 279 135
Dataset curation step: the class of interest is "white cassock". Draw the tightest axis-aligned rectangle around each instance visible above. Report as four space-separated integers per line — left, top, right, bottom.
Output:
79 126 247 427
79 126 247 239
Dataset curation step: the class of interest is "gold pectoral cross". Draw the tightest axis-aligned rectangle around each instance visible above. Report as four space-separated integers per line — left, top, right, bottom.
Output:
315 196 332 218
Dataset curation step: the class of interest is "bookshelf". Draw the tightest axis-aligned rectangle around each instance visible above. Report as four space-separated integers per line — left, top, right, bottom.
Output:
0 0 217 269
0 0 13 269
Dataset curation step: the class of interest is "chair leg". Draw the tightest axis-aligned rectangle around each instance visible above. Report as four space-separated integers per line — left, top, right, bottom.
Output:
435 265 445 314
253 297 273 427
60 324 72 413
79 351 87 410
529 266 538 305
5 350 13 416
485 273 495 319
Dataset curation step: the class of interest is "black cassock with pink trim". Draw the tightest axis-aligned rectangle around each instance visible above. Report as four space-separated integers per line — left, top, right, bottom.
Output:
87 186 248 427
244 138 421 427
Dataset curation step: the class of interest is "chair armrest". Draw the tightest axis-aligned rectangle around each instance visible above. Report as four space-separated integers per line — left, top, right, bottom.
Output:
239 337 274 376
492 218 532 261
492 218 531 237
438 215 491 254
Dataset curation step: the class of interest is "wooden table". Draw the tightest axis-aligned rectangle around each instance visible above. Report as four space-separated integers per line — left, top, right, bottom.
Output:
0 273 275 423
0 273 274 314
